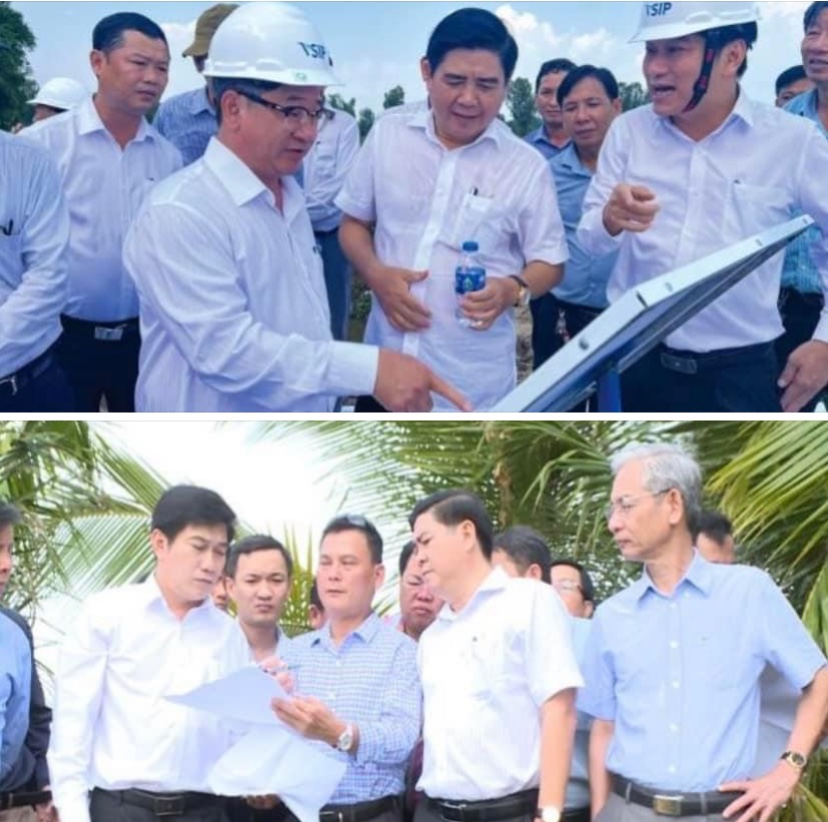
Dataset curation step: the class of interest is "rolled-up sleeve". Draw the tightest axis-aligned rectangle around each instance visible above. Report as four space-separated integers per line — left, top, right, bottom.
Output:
335 125 379 224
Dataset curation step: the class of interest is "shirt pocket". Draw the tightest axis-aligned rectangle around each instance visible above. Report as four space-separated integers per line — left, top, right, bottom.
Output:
450 193 508 256
467 630 521 700
725 182 791 239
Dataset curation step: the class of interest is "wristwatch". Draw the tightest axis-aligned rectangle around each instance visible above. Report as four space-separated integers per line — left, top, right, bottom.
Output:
780 750 807 771
336 723 354 753
535 807 561 822
508 275 531 308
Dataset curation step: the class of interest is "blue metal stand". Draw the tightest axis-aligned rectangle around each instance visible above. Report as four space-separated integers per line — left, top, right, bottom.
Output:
597 369 622 413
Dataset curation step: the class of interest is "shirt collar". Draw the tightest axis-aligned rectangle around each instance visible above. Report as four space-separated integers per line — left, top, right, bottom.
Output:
655 87 755 138
632 549 714 603
557 141 591 175
190 85 214 116
311 611 382 647
408 108 504 150
138 573 217 619
77 95 154 142
204 137 273 207
436 565 509 623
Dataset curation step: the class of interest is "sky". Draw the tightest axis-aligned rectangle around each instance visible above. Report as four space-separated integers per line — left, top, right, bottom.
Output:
13 1 815 115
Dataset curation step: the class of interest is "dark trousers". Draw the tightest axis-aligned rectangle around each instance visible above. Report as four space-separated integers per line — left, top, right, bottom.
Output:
316 229 352 342
531 294 604 371
354 395 389 414
776 287 825 413
90 789 228 822
0 345 75 412
621 341 782 413
562 809 590 822
226 798 289 822
57 316 140 412
283 799 402 822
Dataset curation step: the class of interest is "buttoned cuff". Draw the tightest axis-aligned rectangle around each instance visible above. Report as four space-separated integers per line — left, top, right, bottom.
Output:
354 721 380 767
327 342 380 398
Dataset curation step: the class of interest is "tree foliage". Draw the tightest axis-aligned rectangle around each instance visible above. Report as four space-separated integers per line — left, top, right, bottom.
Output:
506 76 540 137
382 85 405 110
326 93 356 117
618 81 649 112
0 2 38 130
357 107 375 142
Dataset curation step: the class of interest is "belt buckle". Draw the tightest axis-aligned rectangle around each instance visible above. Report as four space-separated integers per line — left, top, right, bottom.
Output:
652 795 683 817
440 801 466 822
0 374 18 397
154 796 185 817
94 326 124 342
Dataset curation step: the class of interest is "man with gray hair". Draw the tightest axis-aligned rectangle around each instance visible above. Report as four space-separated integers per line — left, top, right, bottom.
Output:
580 443 828 822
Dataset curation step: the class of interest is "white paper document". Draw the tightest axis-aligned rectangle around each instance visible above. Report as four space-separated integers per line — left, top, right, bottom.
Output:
167 665 347 822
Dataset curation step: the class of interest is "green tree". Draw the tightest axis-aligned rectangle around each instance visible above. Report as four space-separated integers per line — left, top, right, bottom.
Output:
326 93 357 117
506 77 540 138
383 85 405 110
618 81 648 112
0 2 38 130
358 107 375 142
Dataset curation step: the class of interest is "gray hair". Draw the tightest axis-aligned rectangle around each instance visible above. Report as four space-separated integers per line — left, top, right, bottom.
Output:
610 443 703 534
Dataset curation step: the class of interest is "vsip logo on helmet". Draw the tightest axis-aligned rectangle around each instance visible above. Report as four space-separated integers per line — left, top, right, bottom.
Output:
299 41 328 61
645 2 673 16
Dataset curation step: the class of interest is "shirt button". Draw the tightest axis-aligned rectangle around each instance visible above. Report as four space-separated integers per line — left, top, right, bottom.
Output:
669 603 677 610
668 766 677 774
669 724 679 733
328 692 336 700
672 681 680 689
669 641 679 650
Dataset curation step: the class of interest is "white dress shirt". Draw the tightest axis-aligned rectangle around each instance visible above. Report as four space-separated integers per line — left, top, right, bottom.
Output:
304 110 360 233
417 569 583 801
24 97 182 322
578 92 828 352
336 109 568 411
124 138 379 412
0 133 69 377
48 576 250 822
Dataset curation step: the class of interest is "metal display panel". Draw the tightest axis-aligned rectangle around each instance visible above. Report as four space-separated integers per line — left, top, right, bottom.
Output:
493 216 815 413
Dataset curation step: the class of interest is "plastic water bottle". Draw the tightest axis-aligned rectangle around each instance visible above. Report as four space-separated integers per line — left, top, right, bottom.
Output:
455 241 486 327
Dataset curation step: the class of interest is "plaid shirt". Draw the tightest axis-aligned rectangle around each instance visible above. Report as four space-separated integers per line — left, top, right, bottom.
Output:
154 87 217 167
282 613 421 804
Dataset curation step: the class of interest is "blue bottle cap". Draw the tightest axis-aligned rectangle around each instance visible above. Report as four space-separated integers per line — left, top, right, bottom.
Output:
462 241 479 253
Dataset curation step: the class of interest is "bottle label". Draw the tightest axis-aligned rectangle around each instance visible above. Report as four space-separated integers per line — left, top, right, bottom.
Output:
455 267 487 296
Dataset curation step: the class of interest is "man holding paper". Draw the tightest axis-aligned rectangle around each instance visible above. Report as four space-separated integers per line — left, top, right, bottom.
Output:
48 486 250 822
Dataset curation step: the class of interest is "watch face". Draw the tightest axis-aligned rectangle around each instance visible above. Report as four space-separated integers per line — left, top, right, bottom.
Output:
540 808 561 822
787 752 807 768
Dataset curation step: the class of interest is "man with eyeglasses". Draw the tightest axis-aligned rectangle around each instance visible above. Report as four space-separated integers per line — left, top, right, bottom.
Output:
491 527 593 822
267 516 420 822
581 443 828 822
124 2 468 414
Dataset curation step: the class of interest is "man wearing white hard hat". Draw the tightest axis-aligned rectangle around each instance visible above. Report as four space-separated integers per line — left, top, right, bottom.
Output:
577 1 828 414
27 77 88 123
124 2 468 413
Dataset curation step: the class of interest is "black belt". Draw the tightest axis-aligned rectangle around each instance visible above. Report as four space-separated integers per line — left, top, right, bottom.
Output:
320 795 400 822
427 789 538 822
658 341 774 377
779 286 824 310
0 790 52 810
611 774 743 817
93 787 223 817
551 296 605 323
0 347 54 398
60 315 140 342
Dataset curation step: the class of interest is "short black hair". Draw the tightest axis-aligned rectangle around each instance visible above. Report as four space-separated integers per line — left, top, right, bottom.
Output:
211 77 283 127
557 64 619 107
549 559 596 604
151 485 236 544
399 540 417 576
321 515 383 564
776 65 809 97
535 58 577 93
493 526 552 583
705 23 758 79
0 502 21 530
226 534 293 579
409 489 494 560
93 12 168 53
309 579 323 612
426 9 518 82
805 2 828 31
695 510 733 546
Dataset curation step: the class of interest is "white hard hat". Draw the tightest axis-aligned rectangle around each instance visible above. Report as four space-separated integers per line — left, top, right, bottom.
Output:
28 77 89 111
630 1 761 43
204 1 340 87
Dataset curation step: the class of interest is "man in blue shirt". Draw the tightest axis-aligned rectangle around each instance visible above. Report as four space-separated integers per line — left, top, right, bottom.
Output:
0 502 53 822
581 442 828 822
154 4 238 165
0 609 33 820
536 65 621 376
273 515 420 822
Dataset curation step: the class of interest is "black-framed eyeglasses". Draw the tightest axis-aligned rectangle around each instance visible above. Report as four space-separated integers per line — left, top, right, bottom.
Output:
236 89 330 130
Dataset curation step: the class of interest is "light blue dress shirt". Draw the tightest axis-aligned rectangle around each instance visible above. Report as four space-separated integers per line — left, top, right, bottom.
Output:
782 90 827 295
550 145 616 309
566 617 592 811
0 612 32 788
0 133 69 378
154 87 218 167
579 552 826 792
281 612 421 804
524 127 569 161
